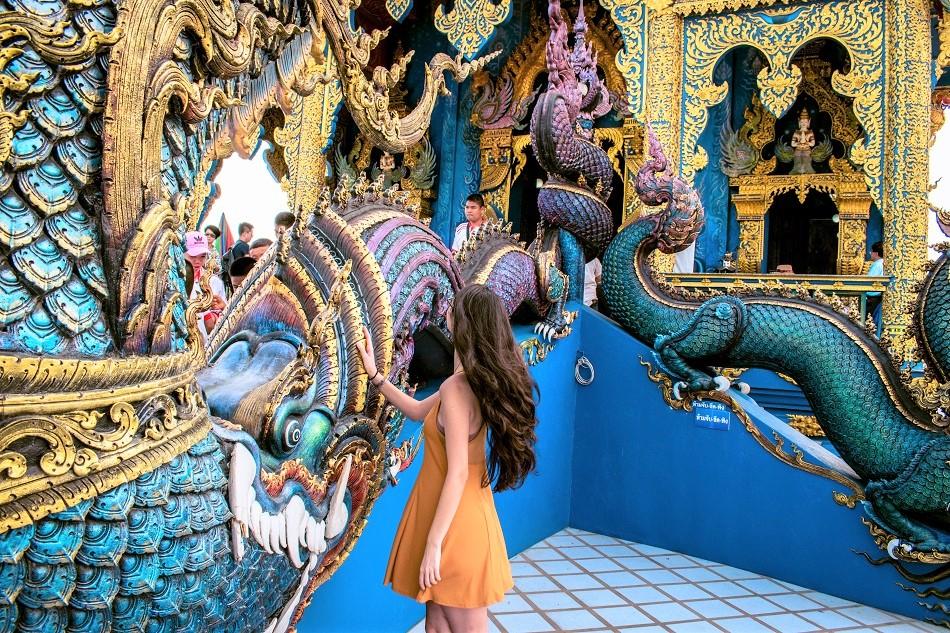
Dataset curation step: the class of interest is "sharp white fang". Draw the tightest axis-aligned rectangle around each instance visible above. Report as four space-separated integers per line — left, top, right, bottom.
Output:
269 513 282 553
277 510 287 550
249 501 263 544
231 519 245 563
229 444 256 525
325 455 352 539
285 496 306 568
259 512 273 554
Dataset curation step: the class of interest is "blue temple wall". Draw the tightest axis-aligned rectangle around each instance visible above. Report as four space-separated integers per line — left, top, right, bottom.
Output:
304 321 580 633
570 308 929 620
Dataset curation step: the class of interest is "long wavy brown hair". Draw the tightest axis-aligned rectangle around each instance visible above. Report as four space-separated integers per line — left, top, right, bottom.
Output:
451 284 538 491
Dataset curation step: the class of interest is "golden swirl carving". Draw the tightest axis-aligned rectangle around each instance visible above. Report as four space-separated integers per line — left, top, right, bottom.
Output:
103 0 304 354
593 127 625 178
511 134 533 184
800 58 861 162
666 0 792 15
434 0 512 60
319 0 497 154
786 414 825 438
862 518 950 565
641 358 865 509
0 11 122 64
680 0 885 209
0 402 139 479
599 0 646 120
521 337 556 366
0 384 210 530
276 37 343 216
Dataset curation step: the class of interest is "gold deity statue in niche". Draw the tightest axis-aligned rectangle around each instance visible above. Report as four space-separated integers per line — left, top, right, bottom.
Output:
790 110 816 174
775 109 832 175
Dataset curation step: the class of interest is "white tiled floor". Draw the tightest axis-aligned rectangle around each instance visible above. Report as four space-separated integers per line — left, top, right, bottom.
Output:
407 528 942 632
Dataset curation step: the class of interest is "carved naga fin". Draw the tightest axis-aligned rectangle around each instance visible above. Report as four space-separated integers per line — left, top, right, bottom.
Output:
317 0 499 153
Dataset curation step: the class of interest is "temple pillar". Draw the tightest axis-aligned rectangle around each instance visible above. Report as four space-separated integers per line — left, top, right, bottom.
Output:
733 194 765 273
836 188 872 276
882 0 931 354
645 4 683 271
479 128 514 220
621 118 643 225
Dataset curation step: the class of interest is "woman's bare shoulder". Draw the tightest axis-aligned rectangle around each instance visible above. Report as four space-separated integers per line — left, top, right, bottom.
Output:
438 373 475 403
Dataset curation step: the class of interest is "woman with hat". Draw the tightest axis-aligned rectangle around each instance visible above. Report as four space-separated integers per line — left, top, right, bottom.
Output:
184 231 227 342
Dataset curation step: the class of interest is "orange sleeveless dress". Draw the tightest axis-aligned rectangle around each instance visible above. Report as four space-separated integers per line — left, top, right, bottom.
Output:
384 401 513 608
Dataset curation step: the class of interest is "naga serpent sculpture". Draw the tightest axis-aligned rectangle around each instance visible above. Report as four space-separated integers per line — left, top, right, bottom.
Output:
603 127 950 576
0 0 497 629
529 0 614 306
453 0 615 339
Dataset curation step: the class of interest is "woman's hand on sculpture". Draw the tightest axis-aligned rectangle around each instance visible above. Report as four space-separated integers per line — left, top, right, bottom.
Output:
356 325 378 377
419 541 442 590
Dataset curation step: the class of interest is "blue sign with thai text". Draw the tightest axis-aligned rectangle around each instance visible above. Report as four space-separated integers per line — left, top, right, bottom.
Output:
693 399 732 431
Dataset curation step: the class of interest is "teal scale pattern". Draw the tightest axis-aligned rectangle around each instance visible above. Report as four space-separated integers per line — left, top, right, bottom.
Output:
0 0 115 355
0 430 303 632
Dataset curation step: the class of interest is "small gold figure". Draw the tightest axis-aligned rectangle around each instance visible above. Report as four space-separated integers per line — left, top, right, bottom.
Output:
790 110 816 175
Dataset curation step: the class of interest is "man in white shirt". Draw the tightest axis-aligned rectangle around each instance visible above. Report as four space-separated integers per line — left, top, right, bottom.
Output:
584 258 602 309
451 193 488 252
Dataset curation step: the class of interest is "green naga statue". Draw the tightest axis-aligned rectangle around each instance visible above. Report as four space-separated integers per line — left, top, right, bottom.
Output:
602 127 950 567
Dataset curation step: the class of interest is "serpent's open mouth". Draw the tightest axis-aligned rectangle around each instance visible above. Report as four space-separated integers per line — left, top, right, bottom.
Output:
226 438 354 633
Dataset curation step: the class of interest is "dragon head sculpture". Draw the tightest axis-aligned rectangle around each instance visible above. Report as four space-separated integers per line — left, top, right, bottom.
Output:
639 126 706 255
569 0 610 138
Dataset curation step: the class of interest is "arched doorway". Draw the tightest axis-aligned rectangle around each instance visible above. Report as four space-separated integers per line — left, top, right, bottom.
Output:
765 190 838 274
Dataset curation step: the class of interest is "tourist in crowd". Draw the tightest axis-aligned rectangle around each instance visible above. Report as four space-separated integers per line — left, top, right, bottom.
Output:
249 238 273 259
451 194 488 252
184 231 227 343
229 256 257 289
584 257 602 310
867 240 884 335
357 284 536 632
203 225 222 275
232 222 253 259
275 211 296 239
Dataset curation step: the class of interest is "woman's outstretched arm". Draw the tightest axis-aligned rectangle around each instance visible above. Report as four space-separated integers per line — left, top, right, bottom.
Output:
355 326 440 421
375 380 440 421
419 375 472 590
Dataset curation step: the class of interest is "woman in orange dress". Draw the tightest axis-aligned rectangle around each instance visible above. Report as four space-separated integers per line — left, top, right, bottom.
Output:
356 283 539 632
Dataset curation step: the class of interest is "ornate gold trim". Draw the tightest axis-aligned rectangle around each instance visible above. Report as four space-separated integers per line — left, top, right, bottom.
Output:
787 414 825 438
862 518 950 565
0 383 210 531
679 0 885 208
0 353 196 415
730 172 872 274
521 337 556 366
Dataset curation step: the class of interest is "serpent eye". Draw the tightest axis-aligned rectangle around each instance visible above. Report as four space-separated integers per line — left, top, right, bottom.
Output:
283 418 302 451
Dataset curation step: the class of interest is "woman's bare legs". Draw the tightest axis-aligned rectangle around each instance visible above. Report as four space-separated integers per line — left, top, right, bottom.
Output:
425 602 450 633
440 604 488 633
